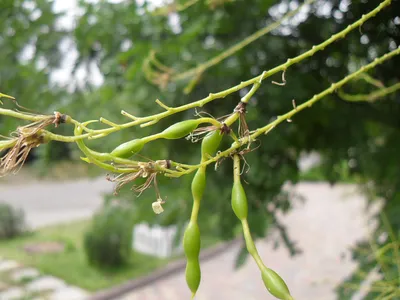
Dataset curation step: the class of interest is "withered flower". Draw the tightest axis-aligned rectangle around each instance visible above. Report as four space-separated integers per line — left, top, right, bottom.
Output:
187 122 231 143
0 112 66 176
107 160 171 198
234 101 250 139
0 129 45 175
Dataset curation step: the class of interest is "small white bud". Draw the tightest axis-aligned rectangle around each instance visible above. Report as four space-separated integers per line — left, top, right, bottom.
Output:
152 200 164 214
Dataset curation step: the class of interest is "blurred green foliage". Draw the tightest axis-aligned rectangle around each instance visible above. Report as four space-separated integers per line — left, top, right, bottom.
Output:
0 0 399 296
84 202 135 268
0 202 26 239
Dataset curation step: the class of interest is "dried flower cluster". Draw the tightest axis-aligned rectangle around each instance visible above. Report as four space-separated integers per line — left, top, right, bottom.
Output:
0 112 66 176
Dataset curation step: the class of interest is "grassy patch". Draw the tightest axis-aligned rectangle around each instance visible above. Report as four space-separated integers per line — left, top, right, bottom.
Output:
0 220 174 291
0 219 223 292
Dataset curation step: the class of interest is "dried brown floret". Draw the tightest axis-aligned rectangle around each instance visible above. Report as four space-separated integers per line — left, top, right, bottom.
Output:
0 112 66 176
107 160 171 198
234 101 250 139
0 129 45 175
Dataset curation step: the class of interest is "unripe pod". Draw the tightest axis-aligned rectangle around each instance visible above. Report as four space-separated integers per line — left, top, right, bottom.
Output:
184 221 201 298
186 259 201 297
261 268 292 300
201 130 223 159
110 139 145 158
183 221 201 258
231 182 248 220
161 119 201 139
191 168 206 202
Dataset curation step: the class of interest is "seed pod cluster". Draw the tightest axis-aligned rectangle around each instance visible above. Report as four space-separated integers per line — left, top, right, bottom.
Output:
183 128 223 298
231 154 292 300
110 119 203 158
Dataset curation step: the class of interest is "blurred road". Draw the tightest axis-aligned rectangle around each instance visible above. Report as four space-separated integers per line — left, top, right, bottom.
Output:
0 152 321 230
0 177 112 229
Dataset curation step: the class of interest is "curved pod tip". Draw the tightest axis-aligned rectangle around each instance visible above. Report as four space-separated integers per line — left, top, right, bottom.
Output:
261 268 292 300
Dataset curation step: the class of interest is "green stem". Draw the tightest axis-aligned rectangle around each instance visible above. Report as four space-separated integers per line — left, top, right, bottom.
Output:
233 153 241 183
251 47 400 139
241 75 265 104
0 139 17 151
358 73 385 88
112 0 391 135
73 125 137 173
0 0 391 144
241 219 266 270
165 46 400 177
41 130 90 143
339 82 400 102
19 0 390 143
171 0 316 81
0 108 47 122
224 112 240 126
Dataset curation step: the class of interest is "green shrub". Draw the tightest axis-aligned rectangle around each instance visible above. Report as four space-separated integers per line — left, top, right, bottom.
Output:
84 202 134 268
0 203 26 240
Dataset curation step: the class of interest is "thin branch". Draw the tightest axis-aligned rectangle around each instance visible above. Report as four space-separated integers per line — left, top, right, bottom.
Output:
339 82 400 102
151 0 200 16
170 0 316 82
0 0 391 143
166 46 400 177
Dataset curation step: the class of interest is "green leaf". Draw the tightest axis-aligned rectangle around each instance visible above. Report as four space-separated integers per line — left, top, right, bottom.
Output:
234 243 249 270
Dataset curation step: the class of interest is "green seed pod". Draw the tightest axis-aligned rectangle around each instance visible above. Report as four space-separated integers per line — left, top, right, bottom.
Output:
231 182 248 220
185 259 201 298
191 168 206 202
110 138 145 158
183 221 201 298
161 119 201 139
183 221 201 258
201 130 223 159
261 268 292 300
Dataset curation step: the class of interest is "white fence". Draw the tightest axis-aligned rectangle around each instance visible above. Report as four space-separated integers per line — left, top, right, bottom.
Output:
132 223 184 258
